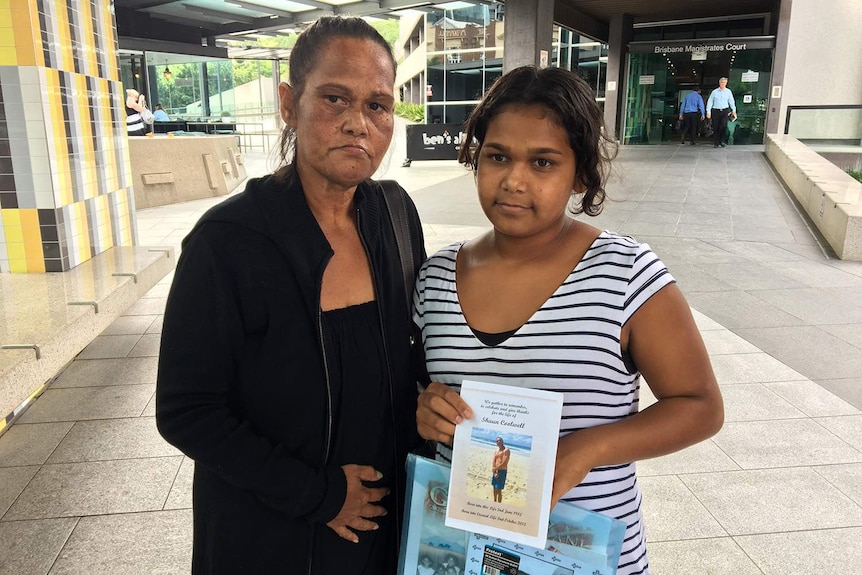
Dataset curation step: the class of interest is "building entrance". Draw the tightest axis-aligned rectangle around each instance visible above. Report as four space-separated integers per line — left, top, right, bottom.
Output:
623 38 773 145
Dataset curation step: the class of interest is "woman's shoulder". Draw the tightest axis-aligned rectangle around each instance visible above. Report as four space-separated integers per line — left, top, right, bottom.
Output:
424 242 462 267
189 174 289 236
587 230 651 256
576 230 669 277
418 242 464 279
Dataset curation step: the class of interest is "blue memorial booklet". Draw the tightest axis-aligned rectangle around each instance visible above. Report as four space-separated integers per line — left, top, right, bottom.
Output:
398 454 626 575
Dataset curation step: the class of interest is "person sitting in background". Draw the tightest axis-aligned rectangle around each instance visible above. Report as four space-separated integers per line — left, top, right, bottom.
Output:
153 104 170 122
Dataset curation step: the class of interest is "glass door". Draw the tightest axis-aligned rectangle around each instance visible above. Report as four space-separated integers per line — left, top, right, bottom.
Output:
624 52 677 144
624 46 773 145
723 50 771 144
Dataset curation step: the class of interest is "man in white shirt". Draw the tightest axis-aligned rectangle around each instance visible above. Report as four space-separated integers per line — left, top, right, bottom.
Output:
706 77 737 148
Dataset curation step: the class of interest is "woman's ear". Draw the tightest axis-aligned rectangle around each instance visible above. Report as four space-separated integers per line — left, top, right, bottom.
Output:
572 176 586 195
278 82 296 127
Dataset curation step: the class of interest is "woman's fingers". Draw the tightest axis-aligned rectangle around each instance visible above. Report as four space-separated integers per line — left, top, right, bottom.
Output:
417 382 474 442
331 525 359 543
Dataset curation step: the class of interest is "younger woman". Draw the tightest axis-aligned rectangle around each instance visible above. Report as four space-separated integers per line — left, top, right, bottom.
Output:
414 66 724 575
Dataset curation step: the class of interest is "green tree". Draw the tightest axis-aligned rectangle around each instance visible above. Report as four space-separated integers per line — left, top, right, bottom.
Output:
370 20 399 46
231 34 297 88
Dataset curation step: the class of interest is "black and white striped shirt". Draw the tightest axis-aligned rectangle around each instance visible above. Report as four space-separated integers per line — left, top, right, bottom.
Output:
126 106 146 136
413 231 675 575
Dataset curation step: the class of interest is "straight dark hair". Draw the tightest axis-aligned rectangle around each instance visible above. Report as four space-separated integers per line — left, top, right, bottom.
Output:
458 66 617 216
275 16 396 184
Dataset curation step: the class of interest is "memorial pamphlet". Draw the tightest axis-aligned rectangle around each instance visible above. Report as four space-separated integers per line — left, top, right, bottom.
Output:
466 501 627 575
397 455 626 575
397 454 470 575
445 380 564 548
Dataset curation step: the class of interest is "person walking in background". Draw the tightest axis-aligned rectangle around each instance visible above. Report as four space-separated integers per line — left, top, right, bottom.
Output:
678 86 705 145
706 77 737 148
414 66 724 575
156 16 426 575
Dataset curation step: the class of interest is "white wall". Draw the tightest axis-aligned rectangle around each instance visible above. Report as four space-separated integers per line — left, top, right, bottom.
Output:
775 0 862 135
395 12 426 97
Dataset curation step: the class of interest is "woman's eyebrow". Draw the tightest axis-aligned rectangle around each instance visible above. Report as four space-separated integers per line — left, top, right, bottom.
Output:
313 84 393 100
484 141 565 155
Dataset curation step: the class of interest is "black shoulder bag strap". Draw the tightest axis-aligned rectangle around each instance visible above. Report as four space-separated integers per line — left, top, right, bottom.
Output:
379 180 435 459
379 179 415 317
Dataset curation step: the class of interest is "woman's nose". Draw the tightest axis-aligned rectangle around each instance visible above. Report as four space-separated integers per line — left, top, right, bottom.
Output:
501 163 527 193
342 106 368 136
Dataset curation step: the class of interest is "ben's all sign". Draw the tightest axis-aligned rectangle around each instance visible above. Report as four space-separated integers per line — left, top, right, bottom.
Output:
406 123 467 161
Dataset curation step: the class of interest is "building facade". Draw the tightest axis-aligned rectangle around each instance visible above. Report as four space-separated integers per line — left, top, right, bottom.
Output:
395 2 609 128
395 0 861 148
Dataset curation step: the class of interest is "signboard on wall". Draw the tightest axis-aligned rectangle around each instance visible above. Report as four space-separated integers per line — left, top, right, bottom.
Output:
406 123 468 161
639 75 655 85
628 37 775 54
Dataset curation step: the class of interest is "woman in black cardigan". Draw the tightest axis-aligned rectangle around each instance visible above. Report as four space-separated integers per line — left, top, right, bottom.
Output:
156 17 425 574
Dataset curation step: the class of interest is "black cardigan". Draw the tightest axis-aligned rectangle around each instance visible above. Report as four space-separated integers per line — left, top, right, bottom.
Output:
156 174 426 574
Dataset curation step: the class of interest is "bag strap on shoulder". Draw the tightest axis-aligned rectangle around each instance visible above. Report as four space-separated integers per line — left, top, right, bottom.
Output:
378 179 415 318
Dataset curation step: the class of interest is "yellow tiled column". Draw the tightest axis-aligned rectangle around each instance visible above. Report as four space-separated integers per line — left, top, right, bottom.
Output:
0 0 136 273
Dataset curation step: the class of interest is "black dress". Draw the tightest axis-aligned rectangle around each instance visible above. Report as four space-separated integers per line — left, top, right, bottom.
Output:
314 300 397 574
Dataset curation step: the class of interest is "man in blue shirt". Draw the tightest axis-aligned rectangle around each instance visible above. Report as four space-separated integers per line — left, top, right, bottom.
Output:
706 77 737 148
678 87 705 145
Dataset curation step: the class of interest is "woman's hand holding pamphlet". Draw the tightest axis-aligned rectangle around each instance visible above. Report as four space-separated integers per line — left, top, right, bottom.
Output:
398 381 626 575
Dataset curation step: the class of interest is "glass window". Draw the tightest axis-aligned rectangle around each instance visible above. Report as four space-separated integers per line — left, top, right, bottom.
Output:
695 21 730 39
729 18 765 36
632 29 662 41
663 24 694 40
552 26 606 101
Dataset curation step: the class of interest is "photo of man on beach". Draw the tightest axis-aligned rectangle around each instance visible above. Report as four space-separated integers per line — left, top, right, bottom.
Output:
465 428 531 507
492 437 510 502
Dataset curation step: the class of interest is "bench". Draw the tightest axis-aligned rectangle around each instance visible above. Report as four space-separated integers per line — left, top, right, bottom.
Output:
0 246 174 430
765 134 862 260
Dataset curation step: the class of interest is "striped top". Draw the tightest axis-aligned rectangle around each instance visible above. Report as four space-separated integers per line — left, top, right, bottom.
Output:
126 106 146 136
413 231 675 575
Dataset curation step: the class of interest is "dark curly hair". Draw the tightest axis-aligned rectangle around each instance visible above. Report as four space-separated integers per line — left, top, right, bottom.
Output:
275 16 396 182
458 66 617 216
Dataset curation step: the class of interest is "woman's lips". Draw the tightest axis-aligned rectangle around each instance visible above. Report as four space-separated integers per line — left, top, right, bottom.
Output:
496 201 530 212
337 145 368 157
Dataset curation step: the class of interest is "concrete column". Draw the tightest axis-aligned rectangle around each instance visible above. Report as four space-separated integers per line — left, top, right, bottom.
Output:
272 60 283 129
770 0 862 135
502 0 554 73
766 0 791 135
603 14 633 142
